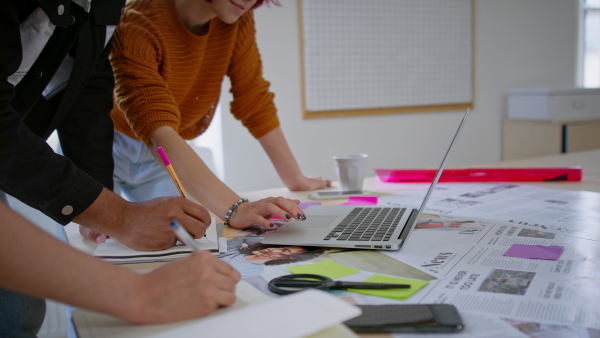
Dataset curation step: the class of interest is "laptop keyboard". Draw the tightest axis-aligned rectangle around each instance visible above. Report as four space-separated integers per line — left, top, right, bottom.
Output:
323 207 406 242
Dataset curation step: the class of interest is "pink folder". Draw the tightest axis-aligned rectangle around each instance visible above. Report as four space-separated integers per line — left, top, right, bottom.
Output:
375 167 582 183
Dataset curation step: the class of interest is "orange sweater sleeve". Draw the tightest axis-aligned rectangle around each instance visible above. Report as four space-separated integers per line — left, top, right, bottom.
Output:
228 13 280 139
110 0 183 145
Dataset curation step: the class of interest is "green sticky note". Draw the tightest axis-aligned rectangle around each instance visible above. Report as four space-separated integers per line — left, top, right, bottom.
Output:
288 259 360 279
348 274 429 300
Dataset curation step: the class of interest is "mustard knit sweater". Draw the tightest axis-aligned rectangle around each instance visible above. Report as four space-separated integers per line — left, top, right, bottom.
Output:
110 0 280 145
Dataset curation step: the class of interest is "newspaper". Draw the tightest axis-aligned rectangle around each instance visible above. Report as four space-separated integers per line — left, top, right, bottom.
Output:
375 183 600 331
379 182 600 241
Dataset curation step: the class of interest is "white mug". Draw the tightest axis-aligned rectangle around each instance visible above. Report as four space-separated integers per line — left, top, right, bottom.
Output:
333 154 368 191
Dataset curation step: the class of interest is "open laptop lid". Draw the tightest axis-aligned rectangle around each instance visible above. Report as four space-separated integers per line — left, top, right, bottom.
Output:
412 109 470 222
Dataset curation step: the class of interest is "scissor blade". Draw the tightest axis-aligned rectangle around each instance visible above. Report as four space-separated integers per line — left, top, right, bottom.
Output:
332 281 411 289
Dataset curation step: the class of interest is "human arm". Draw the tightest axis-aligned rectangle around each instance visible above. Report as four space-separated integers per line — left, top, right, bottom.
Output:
0 202 240 324
1 1 211 250
148 126 305 229
0 1 104 225
57 25 117 190
258 126 329 191
74 187 212 250
226 15 327 191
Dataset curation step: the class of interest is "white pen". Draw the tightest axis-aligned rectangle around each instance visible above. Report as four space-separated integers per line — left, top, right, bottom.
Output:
169 220 202 251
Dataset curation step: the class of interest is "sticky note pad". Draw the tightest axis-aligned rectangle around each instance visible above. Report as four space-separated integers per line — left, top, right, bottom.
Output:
348 274 429 300
503 244 564 261
340 196 378 206
288 259 360 279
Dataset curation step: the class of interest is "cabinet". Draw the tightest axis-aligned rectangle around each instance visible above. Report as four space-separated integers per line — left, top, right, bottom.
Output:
502 119 600 160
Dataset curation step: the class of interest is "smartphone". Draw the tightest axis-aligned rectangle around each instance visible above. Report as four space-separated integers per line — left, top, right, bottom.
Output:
310 190 370 200
344 304 464 333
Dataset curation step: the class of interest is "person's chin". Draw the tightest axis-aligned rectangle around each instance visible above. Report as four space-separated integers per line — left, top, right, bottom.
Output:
220 12 243 24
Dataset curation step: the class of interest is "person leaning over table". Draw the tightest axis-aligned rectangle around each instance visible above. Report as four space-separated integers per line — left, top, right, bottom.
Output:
0 202 241 332
0 0 229 335
108 0 329 232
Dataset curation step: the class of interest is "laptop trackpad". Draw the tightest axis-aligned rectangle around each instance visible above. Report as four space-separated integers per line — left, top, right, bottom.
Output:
296 215 338 228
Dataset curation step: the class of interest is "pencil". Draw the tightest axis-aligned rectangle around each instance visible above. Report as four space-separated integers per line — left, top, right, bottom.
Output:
157 146 188 199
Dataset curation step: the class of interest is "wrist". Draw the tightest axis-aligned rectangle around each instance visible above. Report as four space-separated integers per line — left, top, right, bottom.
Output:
223 198 248 228
107 271 152 324
74 188 129 238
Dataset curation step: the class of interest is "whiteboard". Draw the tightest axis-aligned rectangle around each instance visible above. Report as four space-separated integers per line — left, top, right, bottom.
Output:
300 0 473 117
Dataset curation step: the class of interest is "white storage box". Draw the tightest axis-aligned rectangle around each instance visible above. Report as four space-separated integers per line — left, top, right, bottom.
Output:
508 86 600 121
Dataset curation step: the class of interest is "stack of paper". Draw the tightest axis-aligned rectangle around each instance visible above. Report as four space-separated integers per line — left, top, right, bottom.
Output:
92 221 219 264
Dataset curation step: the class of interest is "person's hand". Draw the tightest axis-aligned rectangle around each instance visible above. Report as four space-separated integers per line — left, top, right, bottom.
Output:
227 197 305 230
115 196 211 251
285 175 331 191
125 251 241 324
79 225 109 244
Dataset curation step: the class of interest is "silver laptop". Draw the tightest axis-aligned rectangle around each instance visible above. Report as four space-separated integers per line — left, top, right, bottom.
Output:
261 109 470 251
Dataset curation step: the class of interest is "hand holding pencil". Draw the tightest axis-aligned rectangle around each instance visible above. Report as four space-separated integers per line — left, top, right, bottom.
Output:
158 146 213 239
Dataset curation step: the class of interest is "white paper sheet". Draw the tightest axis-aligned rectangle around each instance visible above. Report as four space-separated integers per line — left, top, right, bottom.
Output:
72 281 361 338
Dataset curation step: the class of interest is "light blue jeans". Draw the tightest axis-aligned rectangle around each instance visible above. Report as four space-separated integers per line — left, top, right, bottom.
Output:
113 131 180 202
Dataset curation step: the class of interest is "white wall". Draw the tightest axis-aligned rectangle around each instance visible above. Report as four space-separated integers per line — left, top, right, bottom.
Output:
218 0 579 192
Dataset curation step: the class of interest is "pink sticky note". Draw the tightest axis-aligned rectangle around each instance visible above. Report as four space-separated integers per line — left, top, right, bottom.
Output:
340 196 378 206
503 244 564 261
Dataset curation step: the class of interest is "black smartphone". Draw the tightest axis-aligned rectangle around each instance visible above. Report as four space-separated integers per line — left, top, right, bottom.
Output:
344 304 464 333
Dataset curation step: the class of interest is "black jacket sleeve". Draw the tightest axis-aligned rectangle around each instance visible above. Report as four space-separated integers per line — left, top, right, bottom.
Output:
0 0 111 225
56 18 116 191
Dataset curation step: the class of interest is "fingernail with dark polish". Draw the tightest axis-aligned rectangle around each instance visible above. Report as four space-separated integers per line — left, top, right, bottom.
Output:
302 214 307 220
270 223 275 228
297 213 303 219
286 214 292 219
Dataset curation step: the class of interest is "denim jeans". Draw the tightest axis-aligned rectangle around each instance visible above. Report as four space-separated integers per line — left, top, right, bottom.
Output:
113 131 179 202
0 192 48 337
0 286 46 337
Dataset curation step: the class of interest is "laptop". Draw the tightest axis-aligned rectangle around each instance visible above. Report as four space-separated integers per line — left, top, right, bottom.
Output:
261 109 470 251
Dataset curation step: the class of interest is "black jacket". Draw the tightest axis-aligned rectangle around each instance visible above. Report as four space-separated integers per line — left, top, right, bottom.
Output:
0 0 124 224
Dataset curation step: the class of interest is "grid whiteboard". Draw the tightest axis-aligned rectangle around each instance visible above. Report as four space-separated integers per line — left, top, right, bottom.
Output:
300 0 473 118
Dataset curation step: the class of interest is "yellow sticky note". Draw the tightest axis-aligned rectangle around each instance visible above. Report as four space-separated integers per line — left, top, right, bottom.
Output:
348 274 429 300
288 259 360 279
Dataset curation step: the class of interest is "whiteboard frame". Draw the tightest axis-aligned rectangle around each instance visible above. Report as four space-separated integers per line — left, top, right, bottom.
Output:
298 0 475 119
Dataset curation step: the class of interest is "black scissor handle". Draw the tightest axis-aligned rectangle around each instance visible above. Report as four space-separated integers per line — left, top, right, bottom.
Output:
268 274 330 295
268 274 411 295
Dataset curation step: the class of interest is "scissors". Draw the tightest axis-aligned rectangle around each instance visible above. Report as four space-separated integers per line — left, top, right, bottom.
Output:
268 274 411 295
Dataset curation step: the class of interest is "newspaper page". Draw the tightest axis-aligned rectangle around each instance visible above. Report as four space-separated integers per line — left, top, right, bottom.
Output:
376 183 600 335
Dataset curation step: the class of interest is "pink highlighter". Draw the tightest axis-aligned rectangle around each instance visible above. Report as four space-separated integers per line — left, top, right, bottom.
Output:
157 146 189 198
